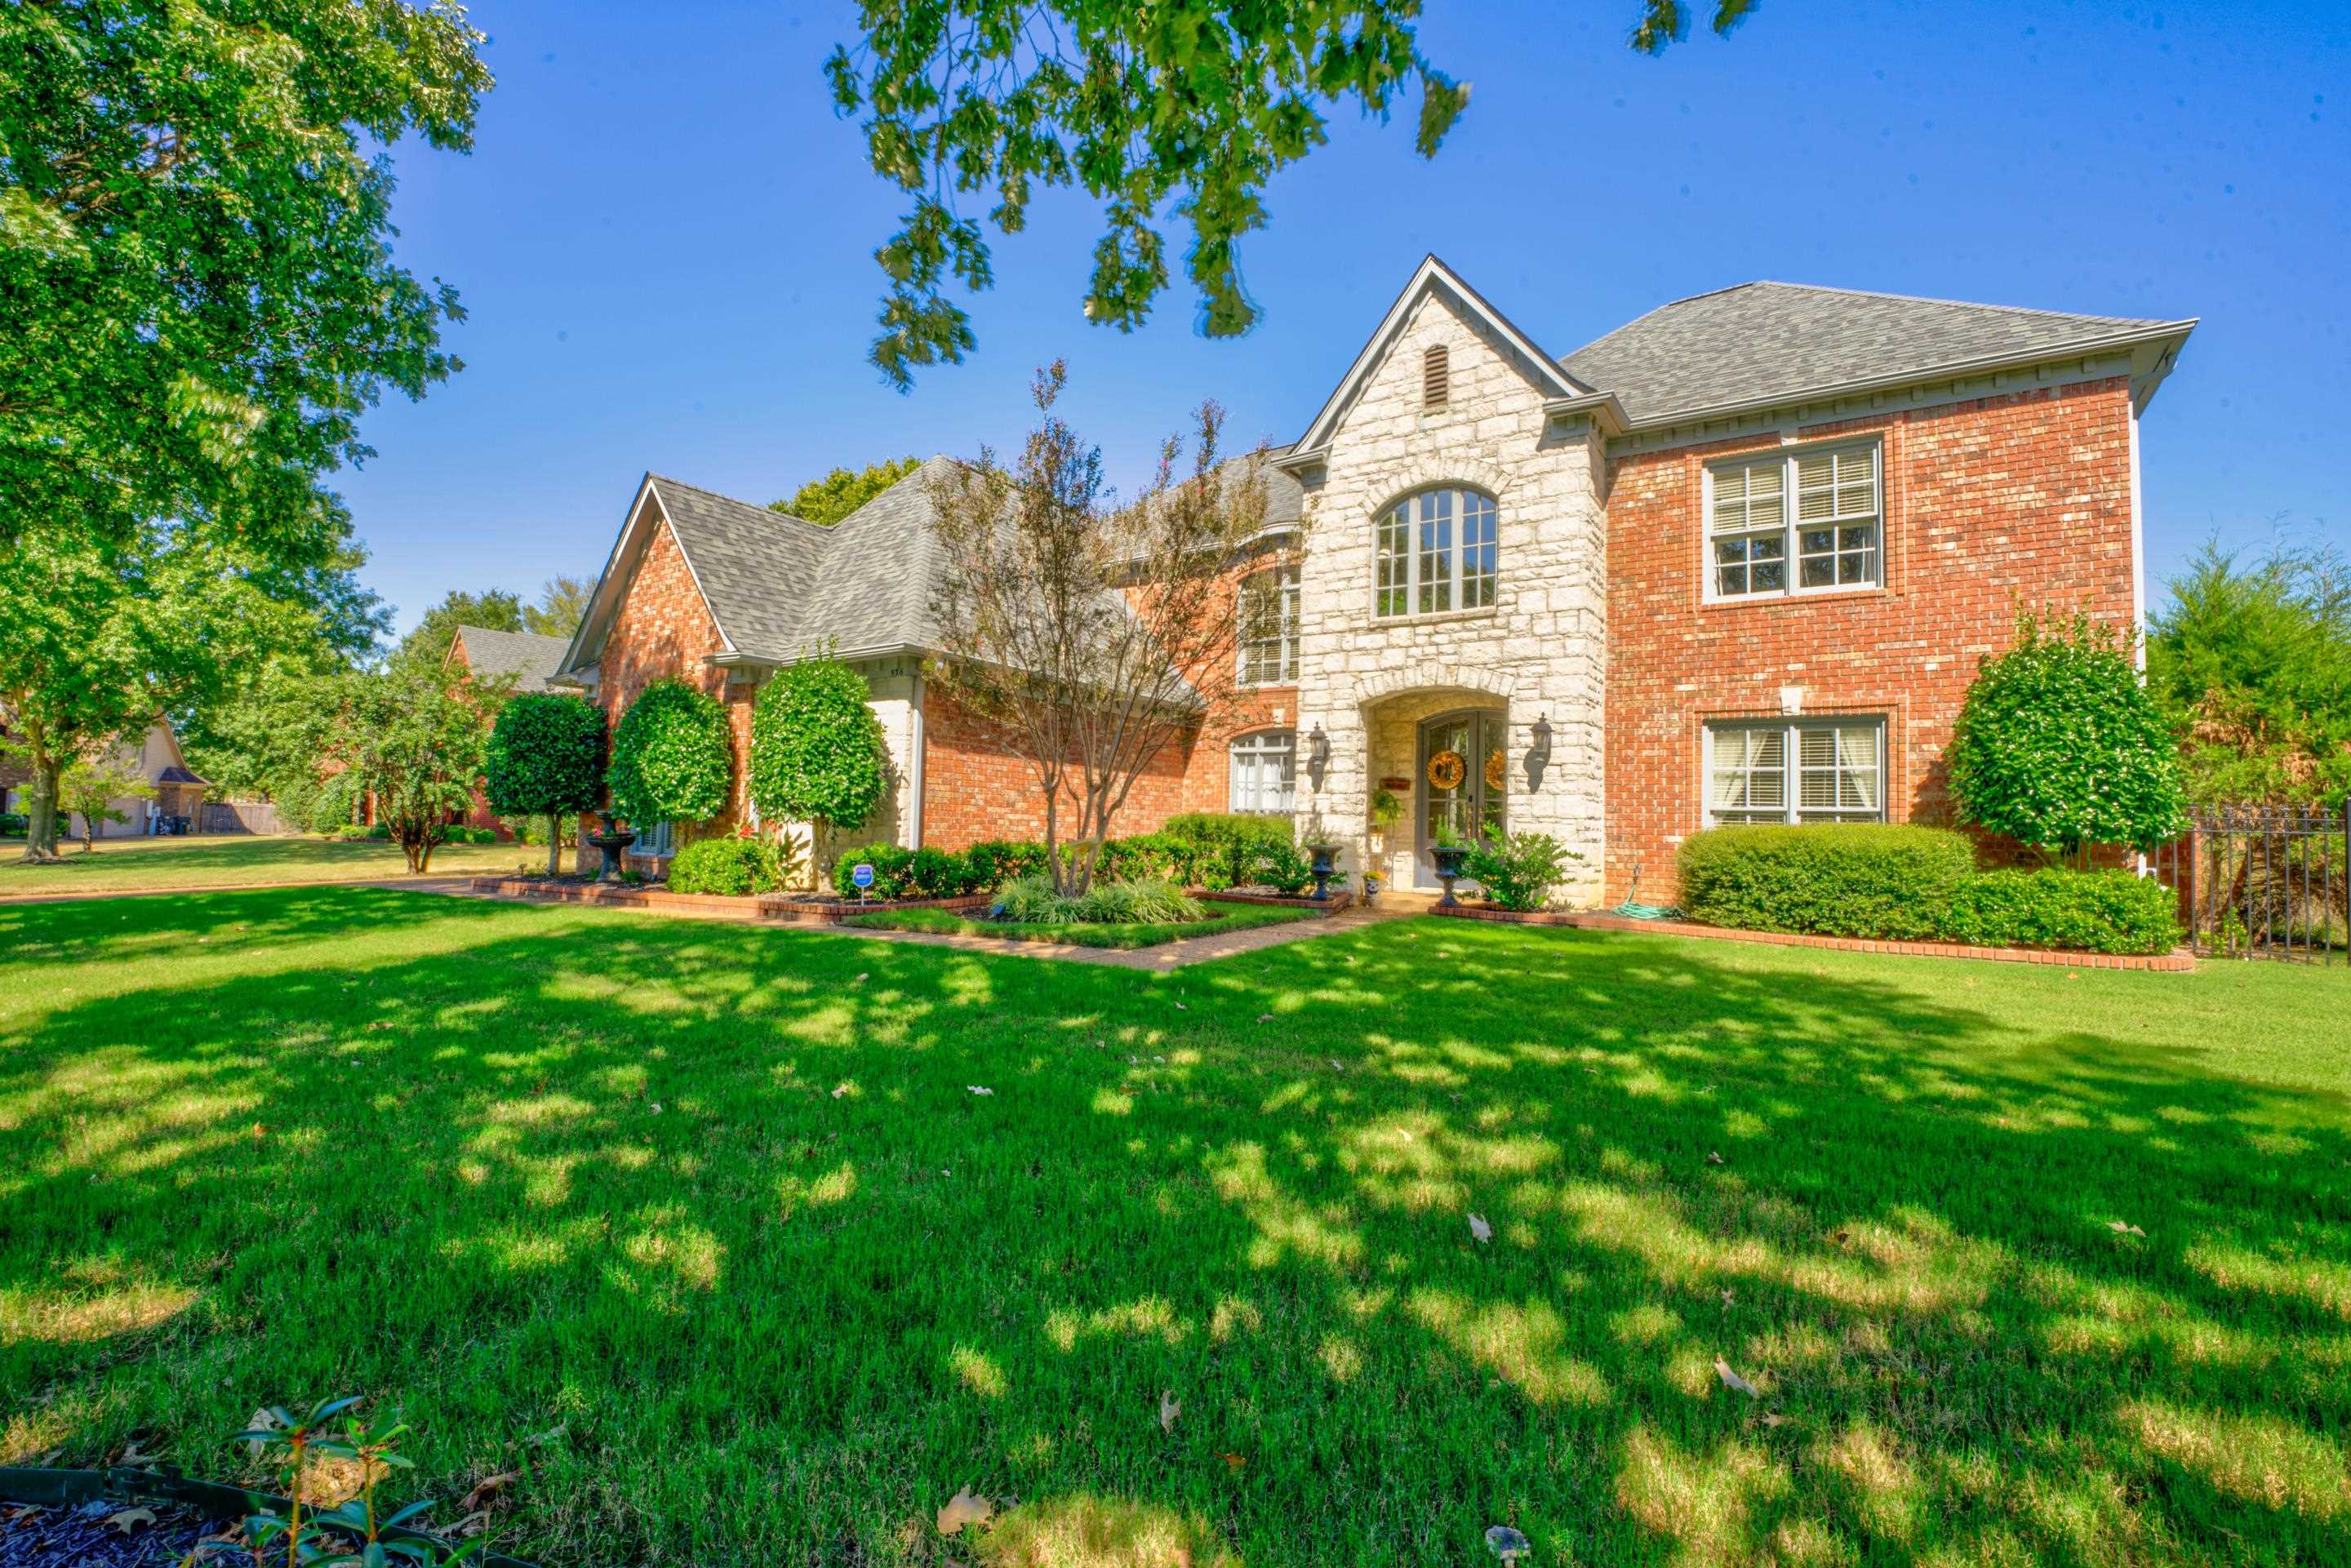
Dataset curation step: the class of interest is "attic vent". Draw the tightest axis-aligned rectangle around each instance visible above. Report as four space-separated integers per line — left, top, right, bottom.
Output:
1423 344 1450 411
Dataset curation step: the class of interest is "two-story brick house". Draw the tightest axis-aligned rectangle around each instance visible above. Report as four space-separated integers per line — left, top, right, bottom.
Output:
553 256 2193 900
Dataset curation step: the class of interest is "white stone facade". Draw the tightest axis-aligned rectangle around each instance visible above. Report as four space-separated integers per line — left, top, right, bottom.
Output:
1287 282 1609 904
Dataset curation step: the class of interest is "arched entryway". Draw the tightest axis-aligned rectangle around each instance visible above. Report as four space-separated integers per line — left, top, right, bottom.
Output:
1412 708 1508 889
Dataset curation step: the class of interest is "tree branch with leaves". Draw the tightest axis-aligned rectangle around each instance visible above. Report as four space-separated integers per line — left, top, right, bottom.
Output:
829 0 1756 386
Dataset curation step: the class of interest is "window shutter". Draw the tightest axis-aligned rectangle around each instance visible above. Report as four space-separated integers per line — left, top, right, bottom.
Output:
1423 344 1449 411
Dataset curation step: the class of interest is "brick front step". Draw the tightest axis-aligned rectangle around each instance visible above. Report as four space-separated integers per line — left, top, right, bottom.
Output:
1430 904 2194 971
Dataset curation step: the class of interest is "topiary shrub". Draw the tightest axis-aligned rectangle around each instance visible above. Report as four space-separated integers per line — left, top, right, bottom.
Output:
1463 831 1581 912
607 679 732 831
1678 824 1976 940
748 653 889 876
1943 868 2181 954
484 692 607 875
1948 608 2188 862
667 837 782 896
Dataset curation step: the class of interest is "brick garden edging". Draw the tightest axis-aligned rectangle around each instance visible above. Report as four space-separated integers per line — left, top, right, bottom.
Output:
1194 889 1357 916
464 878 991 923
1430 904 2195 971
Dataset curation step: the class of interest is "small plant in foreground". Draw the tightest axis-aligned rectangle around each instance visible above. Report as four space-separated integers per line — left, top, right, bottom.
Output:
229 1395 483 1567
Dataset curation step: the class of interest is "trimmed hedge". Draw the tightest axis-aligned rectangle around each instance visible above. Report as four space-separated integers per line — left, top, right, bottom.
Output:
1943 868 2182 955
1162 812 1301 891
1680 824 1975 942
831 842 995 900
668 837 784 896
1677 825 2180 955
0 812 25 837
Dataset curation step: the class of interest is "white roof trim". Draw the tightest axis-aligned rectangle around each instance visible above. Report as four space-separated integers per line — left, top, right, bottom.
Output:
1288 255 1586 460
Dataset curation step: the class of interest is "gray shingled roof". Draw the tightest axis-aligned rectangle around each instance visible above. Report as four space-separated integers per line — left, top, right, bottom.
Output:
641 476 832 659
1558 282 2187 427
452 625 575 694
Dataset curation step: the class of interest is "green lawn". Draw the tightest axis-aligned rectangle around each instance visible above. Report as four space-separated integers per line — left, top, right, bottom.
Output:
843 897 1321 948
2 891 2346 1566
0 833 539 895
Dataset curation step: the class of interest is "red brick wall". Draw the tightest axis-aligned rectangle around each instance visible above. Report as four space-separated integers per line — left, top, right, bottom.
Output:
590 516 757 871
1603 377 2138 903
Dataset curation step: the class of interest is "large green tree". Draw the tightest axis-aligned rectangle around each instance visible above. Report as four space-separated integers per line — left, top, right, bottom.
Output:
770 457 920 526
0 1 494 557
2147 540 2351 808
393 588 525 675
0 522 313 861
829 1 1753 386
522 575 594 638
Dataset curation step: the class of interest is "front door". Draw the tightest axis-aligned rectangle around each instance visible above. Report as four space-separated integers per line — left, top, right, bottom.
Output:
1415 710 1507 889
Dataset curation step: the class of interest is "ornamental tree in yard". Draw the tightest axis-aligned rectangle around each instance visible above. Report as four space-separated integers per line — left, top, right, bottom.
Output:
606 680 733 835
484 694 607 875
1948 609 2188 864
59 754 152 851
314 670 489 873
749 653 890 877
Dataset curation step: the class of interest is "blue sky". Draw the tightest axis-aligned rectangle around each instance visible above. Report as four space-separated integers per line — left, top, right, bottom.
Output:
345 0 2349 637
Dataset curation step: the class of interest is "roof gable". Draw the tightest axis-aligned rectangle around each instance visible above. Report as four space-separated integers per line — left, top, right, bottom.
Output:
1287 255 1590 460
449 624 573 694
1559 281 2195 428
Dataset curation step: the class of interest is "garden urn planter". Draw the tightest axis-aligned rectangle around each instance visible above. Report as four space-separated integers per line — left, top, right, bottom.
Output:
1431 843 1472 908
1305 842 1340 902
589 824 638 882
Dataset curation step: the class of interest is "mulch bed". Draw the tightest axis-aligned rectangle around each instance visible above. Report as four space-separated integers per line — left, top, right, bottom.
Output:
1431 904 2193 971
1192 889 1356 915
465 878 993 924
1 1498 229 1567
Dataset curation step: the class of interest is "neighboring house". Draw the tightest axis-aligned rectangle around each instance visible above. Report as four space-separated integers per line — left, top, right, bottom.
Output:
558 256 2193 901
444 624 576 834
0 708 208 837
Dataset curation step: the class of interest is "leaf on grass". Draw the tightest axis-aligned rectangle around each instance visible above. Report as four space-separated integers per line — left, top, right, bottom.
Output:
1256 1014 1273 1024
105 1507 157 1534
1485 1523 1531 1561
2107 1219 2146 1237
831 1083 851 1099
460 1472 518 1513
937 1487 995 1536
1220 1453 1247 1470
1759 1412 1789 1428
1705 1151 1725 1166
854 972 869 984
967 1086 994 1097
1719 1289 1735 1308
1831 1228 1851 1246
118 1437 161 1465
242 1406 286 1455
1174 1002 1187 1010
1714 1358 1759 1398
649 1102 663 1114
1159 1390 1180 1433
1468 1212 1493 1244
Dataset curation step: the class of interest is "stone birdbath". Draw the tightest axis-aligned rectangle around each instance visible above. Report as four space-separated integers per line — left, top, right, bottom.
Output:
588 820 638 882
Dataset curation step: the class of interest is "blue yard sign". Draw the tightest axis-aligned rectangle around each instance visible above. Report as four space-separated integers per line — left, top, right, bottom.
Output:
851 862 875 891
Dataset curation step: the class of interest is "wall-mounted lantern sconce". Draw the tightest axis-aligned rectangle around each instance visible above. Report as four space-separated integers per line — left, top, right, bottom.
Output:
1306 722 1331 793
1525 713 1553 792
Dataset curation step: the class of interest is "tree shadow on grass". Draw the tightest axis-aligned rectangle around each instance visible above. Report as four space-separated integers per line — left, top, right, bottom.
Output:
1 894 2345 1566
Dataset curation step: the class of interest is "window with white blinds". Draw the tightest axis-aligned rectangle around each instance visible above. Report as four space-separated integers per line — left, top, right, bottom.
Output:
1229 730 1297 815
1707 442 1880 599
1707 719 1884 826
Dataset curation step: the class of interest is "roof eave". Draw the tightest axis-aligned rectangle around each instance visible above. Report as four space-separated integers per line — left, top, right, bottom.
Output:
1612 320 2199 435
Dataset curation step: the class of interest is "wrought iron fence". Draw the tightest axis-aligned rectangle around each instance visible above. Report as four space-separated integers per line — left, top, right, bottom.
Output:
2149 804 2351 962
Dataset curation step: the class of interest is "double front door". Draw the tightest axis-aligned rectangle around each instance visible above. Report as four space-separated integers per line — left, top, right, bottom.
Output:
1414 709 1507 889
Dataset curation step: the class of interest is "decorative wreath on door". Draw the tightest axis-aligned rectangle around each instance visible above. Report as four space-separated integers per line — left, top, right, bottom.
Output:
1425 749 1466 791
1483 748 1509 792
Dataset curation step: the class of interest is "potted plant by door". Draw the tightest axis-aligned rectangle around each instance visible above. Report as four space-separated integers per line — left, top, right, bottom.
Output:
587 815 638 882
1429 822 1473 908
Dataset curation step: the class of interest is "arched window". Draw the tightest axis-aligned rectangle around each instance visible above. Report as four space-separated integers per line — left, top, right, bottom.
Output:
1229 729 1296 815
1375 487 1497 617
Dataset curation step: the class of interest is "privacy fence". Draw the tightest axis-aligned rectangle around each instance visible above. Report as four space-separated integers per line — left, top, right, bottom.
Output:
2150 804 2351 964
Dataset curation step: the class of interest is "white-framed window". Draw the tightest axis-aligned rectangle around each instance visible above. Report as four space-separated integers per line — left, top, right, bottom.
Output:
1706 441 1881 600
1375 487 1498 617
1229 729 1296 815
637 820 675 858
1238 565 1300 686
1706 718 1885 826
